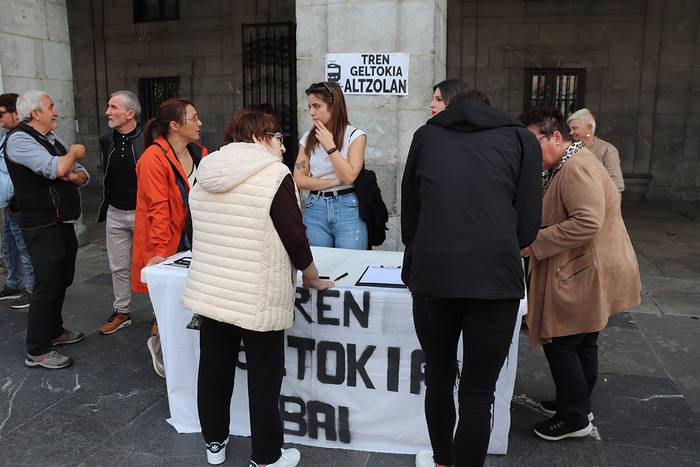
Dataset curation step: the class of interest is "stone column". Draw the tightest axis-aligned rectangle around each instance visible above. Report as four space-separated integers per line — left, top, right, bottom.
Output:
296 0 447 250
0 0 84 237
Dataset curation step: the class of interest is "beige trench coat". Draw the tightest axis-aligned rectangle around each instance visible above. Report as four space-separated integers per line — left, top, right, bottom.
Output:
526 148 640 347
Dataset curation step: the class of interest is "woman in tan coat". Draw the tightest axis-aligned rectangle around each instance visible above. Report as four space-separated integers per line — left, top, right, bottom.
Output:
519 107 640 442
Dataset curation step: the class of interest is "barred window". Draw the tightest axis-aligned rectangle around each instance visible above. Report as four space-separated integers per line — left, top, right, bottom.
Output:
242 22 297 169
524 68 585 117
134 0 178 23
138 77 181 122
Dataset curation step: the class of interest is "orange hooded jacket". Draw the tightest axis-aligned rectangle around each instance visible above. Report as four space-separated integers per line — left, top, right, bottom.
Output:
132 135 207 293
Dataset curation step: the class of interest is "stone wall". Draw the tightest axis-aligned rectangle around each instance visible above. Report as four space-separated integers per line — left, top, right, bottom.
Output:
0 0 84 236
66 0 295 178
0 0 76 144
446 0 700 201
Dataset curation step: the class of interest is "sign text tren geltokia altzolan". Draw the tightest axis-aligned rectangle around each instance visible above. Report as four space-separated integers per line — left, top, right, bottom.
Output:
325 53 410 96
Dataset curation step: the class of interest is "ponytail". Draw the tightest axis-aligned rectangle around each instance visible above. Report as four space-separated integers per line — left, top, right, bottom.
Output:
143 117 158 147
143 97 193 148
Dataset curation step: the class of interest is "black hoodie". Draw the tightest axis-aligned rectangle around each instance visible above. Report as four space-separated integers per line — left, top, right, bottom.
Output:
400 99 542 299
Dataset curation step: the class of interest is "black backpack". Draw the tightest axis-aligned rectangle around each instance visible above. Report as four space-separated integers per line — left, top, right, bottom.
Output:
354 166 389 248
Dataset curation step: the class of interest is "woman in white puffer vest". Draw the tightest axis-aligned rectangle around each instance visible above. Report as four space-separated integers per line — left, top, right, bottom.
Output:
182 111 334 467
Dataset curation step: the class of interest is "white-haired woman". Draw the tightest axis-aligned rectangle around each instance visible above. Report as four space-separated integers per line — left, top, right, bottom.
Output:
567 108 624 192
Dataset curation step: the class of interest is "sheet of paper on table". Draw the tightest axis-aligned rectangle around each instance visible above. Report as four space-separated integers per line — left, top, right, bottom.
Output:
356 265 406 288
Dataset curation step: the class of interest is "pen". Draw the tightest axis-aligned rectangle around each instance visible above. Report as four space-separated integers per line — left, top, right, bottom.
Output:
319 275 330 279
334 272 349 282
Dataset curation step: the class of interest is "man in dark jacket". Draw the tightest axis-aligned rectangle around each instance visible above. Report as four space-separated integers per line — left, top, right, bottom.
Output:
401 89 542 467
97 90 144 335
4 90 90 369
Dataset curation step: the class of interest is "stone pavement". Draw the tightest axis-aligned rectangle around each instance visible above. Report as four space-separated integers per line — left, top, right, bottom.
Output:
0 200 698 466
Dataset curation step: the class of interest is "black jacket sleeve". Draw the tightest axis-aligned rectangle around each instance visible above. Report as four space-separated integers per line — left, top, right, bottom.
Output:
400 127 425 285
514 128 543 248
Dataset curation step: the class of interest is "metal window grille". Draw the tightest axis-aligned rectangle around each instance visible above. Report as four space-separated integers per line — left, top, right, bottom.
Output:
138 77 181 122
242 22 297 168
134 0 179 23
524 68 585 117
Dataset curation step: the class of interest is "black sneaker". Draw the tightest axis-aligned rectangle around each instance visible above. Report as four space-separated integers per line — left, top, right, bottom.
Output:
533 415 592 441
10 291 31 309
539 400 594 421
0 285 22 301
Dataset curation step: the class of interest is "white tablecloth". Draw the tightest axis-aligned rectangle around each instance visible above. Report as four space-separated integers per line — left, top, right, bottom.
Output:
142 247 525 455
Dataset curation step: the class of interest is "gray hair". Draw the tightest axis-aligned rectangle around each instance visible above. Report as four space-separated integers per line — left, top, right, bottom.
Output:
16 90 49 121
567 108 596 133
110 90 141 117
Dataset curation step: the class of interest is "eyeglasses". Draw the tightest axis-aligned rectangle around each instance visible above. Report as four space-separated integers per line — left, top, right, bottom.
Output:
265 132 284 143
184 114 201 124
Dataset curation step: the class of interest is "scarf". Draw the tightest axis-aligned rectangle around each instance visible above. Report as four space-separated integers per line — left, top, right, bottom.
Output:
542 140 583 195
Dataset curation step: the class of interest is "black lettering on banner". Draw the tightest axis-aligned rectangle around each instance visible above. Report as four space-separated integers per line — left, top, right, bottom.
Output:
317 289 340 326
379 54 389 64
347 344 376 388
387 347 401 392
338 406 351 443
343 291 369 328
295 287 313 323
410 349 426 394
280 395 307 436
398 80 407 94
280 397 351 443
317 341 345 384
287 335 315 379
308 400 337 441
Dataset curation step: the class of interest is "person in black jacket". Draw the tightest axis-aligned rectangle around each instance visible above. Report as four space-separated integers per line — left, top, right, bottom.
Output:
97 90 144 336
402 80 542 467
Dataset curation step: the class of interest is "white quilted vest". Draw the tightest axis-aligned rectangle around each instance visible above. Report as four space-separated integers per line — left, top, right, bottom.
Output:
181 143 298 331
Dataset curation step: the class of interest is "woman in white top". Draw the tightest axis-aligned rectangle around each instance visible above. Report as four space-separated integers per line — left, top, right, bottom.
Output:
293 81 368 250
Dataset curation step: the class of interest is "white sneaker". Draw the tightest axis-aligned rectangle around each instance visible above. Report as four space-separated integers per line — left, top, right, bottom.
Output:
252 448 301 467
416 450 434 467
146 336 165 378
206 438 229 465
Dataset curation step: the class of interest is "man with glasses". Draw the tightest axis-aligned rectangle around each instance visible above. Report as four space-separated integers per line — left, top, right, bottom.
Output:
0 93 35 310
97 90 145 335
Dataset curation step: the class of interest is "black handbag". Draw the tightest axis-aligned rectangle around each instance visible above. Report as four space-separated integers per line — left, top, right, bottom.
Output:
354 166 389 248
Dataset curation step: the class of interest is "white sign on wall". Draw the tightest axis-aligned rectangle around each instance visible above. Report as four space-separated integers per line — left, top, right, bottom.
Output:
325 53 409 96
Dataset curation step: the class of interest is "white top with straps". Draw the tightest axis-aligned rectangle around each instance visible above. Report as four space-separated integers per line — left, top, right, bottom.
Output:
299 124 366 191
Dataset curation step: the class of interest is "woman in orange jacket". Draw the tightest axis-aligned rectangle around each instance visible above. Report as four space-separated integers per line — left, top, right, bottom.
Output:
132 97 207 377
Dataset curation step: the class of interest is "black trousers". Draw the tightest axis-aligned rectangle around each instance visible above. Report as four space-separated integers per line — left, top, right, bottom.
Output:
412 295 518 467
23 223 78 356
197 316 284 465
543 331 599 424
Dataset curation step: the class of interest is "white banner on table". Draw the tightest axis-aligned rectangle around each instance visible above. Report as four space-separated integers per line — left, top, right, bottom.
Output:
143 249 524 455
326 53 409 95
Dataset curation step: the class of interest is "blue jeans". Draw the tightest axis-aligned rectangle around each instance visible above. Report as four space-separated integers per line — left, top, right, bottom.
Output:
303 192 368 250
2 208 34 293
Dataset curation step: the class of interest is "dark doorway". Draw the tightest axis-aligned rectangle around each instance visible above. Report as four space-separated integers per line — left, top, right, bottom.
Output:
138 77 181 122
242 22 297 168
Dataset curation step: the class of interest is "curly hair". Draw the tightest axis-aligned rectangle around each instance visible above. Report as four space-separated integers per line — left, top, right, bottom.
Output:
518 106 572 141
